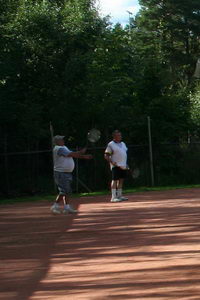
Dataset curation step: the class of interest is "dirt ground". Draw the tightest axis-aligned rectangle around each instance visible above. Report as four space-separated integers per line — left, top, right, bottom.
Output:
1 188 200 300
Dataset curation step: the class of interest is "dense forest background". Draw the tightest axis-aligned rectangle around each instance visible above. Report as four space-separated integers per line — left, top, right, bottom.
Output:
1 0 200 196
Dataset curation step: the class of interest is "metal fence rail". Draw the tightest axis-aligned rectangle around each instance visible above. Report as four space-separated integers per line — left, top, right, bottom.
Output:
0 143 200 198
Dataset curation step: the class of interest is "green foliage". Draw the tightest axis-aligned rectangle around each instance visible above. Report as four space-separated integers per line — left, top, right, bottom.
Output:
1 0 199 150
1 0 200 196
0 0 105 150
137 0 200 84
189 83 200 135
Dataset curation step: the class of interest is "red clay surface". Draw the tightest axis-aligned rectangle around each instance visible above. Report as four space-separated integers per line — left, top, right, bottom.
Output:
1 188 200 300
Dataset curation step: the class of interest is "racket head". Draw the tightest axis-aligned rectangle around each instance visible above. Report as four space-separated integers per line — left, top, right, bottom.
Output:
131 167 140 179
87 128 101 143
118 165 140 179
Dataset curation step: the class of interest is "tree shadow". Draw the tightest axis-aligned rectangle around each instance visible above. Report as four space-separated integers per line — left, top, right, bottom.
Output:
29 188 200 299
1 188 200 299
0 200 79 300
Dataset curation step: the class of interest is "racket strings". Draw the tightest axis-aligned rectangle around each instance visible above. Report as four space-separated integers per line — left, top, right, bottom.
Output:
87 129 101 143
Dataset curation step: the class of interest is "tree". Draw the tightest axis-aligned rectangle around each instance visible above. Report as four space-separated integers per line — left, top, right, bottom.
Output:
136 0 200 85
0 0 106 150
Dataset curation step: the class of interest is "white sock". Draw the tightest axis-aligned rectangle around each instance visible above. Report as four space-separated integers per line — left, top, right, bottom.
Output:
111 189 117 199
117 189 122 197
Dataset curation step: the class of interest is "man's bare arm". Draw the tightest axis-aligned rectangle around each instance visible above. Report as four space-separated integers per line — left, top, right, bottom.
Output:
61 148 91 159
104 153 117 166
68 152 92 159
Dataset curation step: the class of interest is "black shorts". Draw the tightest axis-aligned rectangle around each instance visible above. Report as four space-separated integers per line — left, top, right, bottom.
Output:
112 167 127 180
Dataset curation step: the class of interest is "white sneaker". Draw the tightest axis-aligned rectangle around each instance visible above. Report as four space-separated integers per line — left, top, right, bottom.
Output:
110 198 123 202
63 206 78 214
119 196 128 201
50 205 62 214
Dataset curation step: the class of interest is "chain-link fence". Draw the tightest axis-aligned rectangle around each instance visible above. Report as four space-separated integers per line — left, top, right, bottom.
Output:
1 142 200 198
0 150 54 197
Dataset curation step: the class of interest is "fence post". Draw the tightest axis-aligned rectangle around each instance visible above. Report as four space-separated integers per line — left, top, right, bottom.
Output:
4 134 10 195
49 122 57 192
76 146 79 193
147 116 155 186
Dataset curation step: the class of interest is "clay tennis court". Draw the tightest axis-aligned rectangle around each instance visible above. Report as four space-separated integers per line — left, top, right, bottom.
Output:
1 188 200 300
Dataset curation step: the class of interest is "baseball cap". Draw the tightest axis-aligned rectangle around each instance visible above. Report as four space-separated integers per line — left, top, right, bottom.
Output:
53 135 65 143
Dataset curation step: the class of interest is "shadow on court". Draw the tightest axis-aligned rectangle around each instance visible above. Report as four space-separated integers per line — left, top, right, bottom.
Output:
0 200 79 300
1 189 200 300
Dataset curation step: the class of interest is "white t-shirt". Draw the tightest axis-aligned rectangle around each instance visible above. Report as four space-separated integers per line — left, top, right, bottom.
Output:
105 141 128 169
53 145 75 172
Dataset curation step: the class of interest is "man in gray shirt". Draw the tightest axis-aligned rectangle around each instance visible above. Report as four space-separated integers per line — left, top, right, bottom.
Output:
51 135 92 214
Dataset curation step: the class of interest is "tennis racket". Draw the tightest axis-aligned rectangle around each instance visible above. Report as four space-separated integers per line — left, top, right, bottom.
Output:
86 128 101 145
119 165 140 179
130 167 140 179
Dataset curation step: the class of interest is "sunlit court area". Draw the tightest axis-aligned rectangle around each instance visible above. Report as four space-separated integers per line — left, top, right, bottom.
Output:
1 188 200 300
1 0 200 299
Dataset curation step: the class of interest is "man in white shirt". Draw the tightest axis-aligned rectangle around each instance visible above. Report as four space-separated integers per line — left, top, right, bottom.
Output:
51 135 92 214
104 130 128 202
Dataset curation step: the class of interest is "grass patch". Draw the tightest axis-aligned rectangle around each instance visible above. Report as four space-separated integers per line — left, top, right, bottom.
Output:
80 184 200 197
1 184 200 205
124 184 200 193
0 194 55 205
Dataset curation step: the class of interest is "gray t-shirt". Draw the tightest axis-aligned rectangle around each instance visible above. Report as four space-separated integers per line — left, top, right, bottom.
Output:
53 145 75 172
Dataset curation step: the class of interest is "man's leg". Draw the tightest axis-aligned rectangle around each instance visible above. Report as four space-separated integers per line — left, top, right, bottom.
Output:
56 194 64 204
63 174 77 214
51 171 63 214
117 178 123 198
117 178 124 189
63 195 67 205
117 178 128 201
110 167 123 202
111 179 118 201
51 172 70 214
51 194 63 214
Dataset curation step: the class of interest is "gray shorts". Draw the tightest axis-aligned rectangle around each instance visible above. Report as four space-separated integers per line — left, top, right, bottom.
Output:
54 171 72 195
